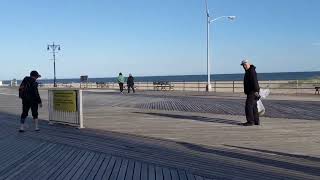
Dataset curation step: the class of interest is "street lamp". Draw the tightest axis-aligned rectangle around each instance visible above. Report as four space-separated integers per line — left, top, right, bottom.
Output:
205 0 236 92
47 42 61 87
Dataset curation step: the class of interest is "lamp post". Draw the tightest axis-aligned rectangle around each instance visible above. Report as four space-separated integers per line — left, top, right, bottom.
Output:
205 0 235 91
47 42 61 87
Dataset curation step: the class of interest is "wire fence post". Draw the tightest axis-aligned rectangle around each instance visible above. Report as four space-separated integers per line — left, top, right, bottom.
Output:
296 80 299 95
232 81 235 93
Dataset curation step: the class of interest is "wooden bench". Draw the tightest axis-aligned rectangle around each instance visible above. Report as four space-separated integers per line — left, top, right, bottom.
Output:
315 87 320 95
153 81 174 91
96 82 108 88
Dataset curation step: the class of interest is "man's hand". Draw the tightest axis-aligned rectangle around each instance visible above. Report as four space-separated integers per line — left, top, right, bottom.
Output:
39 103 43 108
254 92 261 100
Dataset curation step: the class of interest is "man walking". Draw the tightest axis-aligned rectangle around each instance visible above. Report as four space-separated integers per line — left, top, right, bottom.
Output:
241 60 260 126
19 70 42 132
127 74 135 93
117 72 125 93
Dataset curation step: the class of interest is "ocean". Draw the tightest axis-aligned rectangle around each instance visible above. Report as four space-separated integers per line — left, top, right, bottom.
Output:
3 71 320 84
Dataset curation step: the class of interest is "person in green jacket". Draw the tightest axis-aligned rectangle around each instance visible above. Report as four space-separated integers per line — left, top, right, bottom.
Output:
117 72 125 93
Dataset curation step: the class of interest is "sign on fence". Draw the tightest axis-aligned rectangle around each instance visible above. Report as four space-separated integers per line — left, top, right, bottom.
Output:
53 91 77 112
48 89 84 128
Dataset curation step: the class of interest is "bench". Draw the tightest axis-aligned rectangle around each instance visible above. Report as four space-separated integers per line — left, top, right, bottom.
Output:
153 81 174 91
315 87 320 95
96 82 108 88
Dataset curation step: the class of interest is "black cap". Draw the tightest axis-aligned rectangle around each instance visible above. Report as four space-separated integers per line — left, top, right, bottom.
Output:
30 71 41 78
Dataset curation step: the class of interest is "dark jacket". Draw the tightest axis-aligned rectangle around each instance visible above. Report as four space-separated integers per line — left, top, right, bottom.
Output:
127 76 134 86
19 76 42 104
243 65 260 95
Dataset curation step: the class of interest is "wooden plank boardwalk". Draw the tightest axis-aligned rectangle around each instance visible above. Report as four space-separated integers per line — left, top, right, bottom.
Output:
0 118 217 180
84 91 320 120
1 113 320 180
0 88 320 179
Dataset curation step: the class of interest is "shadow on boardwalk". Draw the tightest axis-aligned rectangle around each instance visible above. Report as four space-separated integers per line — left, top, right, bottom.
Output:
0 111 320 180
133 112 242 125
179 142 320 177
223 145 320 162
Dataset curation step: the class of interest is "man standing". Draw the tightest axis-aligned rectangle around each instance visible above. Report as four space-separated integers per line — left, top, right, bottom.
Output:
127 74 135 93
117 72 125 93
19 71 42 132
241 60 260 126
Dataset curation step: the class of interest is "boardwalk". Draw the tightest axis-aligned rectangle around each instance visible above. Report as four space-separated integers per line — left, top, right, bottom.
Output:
84 91 320 120
0 88 320 180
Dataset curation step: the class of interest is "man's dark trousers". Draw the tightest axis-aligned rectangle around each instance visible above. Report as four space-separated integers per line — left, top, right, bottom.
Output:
245 93 259 125
21 99 39 123
128 85 135 93
119 83 124 92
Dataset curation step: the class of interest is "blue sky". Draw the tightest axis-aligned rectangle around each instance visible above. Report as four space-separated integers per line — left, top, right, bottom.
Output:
0 0 319 80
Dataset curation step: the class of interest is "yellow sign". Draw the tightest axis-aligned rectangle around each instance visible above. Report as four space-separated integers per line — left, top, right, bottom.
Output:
53 90 77 112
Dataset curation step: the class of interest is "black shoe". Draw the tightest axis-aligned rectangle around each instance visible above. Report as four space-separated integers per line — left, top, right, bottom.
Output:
241 122 254 126
254 123 260 125
19 129 25 133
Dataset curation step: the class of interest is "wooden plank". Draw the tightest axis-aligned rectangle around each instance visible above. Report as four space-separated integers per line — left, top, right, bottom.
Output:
70 152 95 180
133 161 142 180
0 140 46 172
170 169 180 180
18 144 66 180
92 155 111 180
55 150 87 180
141 163 149 180
117 159 129 180
0 143 55 180
194 175 204 180
102 156 117 180
124 160 135 180
178 170 188 180
155 166 164 180
163 167 171 180
63 151 93 180
26 145 71 180
34 147 76 180
77 153 100 180
0 138 37 170
85 154 107 180
47 150 82 180
109 157 123 180
148 165 156 180
186 173 195 180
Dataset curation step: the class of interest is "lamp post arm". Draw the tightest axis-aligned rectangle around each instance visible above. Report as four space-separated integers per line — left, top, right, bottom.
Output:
210 16 230 23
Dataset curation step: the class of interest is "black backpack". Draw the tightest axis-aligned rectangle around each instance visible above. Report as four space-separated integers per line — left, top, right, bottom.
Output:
19 79 31 99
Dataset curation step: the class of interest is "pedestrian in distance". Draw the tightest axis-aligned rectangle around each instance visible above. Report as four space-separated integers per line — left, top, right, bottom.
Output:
18 70 42 132
127 74 135 93
117 72 125 94
240 59 261 126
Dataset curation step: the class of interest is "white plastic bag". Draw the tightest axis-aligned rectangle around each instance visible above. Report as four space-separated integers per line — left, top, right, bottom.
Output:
257 88 269 116
257 99 265 116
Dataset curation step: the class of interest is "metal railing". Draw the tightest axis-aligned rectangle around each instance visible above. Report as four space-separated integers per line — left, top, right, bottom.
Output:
75 81 320 94
3 80 317 94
